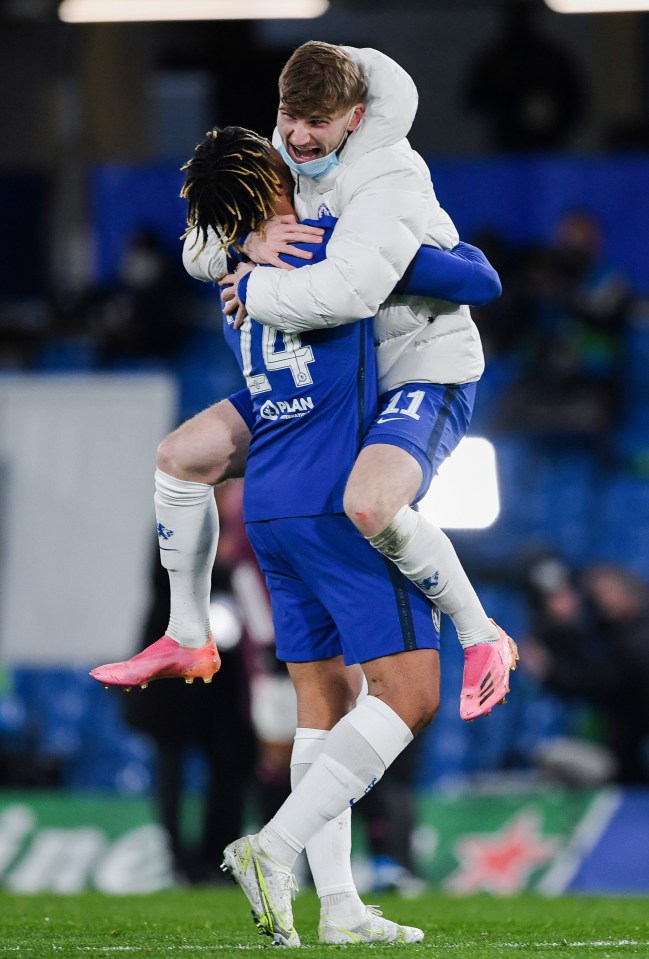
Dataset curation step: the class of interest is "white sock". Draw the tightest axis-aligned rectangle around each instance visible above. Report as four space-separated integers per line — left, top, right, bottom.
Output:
154 469 218 647
369 505 499 649
291 729 364 916
257 697 413 870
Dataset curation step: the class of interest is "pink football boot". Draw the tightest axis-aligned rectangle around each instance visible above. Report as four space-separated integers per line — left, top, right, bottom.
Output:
89 635 221 690
460 621 518 721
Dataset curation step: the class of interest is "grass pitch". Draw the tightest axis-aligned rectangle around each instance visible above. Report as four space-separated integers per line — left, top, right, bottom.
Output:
1 887 648 958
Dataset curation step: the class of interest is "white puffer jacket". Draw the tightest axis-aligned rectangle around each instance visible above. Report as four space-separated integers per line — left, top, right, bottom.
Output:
183 47 484 390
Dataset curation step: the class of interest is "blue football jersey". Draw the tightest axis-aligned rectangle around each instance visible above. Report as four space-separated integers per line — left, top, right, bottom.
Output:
222 216 378 522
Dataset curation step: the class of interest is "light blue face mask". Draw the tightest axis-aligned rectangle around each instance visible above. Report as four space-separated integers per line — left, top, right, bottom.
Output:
276 141 341 180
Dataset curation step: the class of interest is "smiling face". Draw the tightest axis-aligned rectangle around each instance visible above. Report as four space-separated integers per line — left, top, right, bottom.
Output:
276 103 365 166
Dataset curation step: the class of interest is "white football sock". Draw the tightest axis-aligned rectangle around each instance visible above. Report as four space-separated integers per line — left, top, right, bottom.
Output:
291 729 363 912
154 469 218 648
369 505 499 649
257 697 413 870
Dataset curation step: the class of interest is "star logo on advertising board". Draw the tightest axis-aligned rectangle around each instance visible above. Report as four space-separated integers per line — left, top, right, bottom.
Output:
445 809 560 894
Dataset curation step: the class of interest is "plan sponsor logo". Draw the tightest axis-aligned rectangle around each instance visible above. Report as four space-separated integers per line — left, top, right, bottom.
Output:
260 396 315 421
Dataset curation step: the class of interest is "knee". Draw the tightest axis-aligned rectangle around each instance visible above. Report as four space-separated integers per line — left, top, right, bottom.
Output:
391 689 439 738
365 679 439 737
156 430 186 478
156 424 230 485
403 688 440 737
363 649 440 737
343 486 393 539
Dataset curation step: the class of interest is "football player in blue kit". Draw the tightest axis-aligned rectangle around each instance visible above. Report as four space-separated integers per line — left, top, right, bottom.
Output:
172 126 498 947
91 42 518 946
89 119 502 944
89 118 511 945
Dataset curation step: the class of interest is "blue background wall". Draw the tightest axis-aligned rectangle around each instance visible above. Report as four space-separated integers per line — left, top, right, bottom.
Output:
92 154 649 293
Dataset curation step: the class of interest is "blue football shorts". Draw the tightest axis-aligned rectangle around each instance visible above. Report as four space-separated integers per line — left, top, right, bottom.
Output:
361 382 476 503
245 513 440 665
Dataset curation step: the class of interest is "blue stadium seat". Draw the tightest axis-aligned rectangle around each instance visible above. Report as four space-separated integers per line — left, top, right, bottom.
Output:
171 325 244 421
592 473 649 578
11 667 154 793
625 321 649 394
35 338 98 371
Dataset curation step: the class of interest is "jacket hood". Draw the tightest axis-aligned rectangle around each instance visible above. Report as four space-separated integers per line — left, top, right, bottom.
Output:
271 46 418 167
340 47 418 163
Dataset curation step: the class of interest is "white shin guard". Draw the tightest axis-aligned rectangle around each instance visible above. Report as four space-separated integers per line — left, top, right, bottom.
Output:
154 469 218 647
291 729 357 898
259 697 413 869
369 504 497 648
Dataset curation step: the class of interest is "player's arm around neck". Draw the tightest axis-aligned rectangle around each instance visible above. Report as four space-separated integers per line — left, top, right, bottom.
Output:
242 214 324 271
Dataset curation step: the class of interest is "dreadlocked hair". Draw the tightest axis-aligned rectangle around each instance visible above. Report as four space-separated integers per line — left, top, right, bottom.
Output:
180 126 282 255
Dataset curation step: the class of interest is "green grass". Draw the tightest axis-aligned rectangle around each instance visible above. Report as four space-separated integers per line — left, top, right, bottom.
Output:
0 887 648 958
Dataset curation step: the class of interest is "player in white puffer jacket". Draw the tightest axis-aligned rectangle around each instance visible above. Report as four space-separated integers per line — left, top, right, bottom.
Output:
185 45 484 393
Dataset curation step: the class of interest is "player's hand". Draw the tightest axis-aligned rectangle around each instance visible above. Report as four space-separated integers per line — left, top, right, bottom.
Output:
219 262 254 329
243 214 324 270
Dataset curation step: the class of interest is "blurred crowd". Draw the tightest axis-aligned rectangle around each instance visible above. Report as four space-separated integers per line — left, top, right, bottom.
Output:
0 205 638 466
472 207 632 464
0 228 194 375
521 552 649 788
